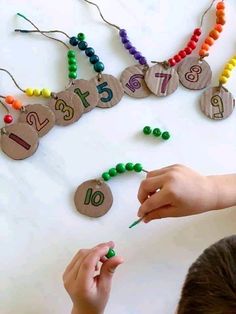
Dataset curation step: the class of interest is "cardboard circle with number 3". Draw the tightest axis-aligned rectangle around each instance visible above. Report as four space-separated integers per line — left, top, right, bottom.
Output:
74 179 113 218
145 63 179 96
90 74 124 108
48 91 84 126
1 123 39 160
200 86 235 120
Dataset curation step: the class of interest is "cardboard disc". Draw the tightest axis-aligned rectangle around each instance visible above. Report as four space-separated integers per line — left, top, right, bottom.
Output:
67 79 99 113
120 65 151 98
18 104 55 137
48 91 84 126
90 74 124 108
74 179 113 218
145 63 179 96
1 123 39 160
178 56 212 90
200 86 235 120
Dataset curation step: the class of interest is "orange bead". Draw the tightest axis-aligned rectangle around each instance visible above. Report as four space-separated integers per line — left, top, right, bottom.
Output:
209 30 220 40
199 49 207 57
12 100 22 110
216 9 225 17
215 24 223 32
205 37 214 46
202 43 210 51
217 16 226 25
5 95 15 104
216 1 225 10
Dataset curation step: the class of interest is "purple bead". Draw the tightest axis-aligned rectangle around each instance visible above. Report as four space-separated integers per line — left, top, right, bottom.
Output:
119 29 127 38
134 52 142 60
129 47 137 55
124 41 132 49
121 37 129 44
139 57 148 65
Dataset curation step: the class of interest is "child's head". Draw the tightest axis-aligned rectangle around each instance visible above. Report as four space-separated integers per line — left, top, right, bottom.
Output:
177 235 236 314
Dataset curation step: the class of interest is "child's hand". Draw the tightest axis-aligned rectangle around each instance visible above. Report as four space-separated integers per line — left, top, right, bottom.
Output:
137 164 219 223
63 241 123 314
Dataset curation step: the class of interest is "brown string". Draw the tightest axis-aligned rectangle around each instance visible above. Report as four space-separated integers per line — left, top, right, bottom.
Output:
200 0 218 27
15 29 70 39
0 68 25 92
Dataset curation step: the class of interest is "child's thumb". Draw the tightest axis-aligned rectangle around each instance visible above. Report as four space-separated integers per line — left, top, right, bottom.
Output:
99 256 124 290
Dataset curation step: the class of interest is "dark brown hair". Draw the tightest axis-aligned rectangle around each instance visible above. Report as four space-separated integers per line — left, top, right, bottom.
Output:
177 235 236 314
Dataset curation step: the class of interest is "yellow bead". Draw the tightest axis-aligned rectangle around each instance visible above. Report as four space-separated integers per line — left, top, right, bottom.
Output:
219 76 228 84
33 89 41 96
225 63 234 71
41 88 51 98
25 88 34 96
229 59 236 66
222 69 231 78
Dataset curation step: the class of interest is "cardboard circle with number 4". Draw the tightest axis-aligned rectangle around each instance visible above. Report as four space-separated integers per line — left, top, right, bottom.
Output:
145 63 179 96
178 57 212 90
91 74 124 108
1 123 39 160
74 179 113 218
120 65 151 98
18 104 55 137
67 79 99 113
48 91 84 126
200 86 235 120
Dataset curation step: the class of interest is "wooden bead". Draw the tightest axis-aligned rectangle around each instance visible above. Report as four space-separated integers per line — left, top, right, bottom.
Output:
225 64 234 71
5 95 14 104
202 43 210 51
209 30 220 40
222 69 231 78
216 1 225 10
216 9 225 17
191 35 199 42
229 59 236 66
12 100 22 110
217 16 226 25
188 41 196 49
219 76 228 84
205 37 214 46
199 49 207 57
215 24 223 32
25 88 34 96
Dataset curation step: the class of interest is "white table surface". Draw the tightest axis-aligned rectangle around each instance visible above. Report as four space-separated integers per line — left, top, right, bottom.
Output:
0 0 236 313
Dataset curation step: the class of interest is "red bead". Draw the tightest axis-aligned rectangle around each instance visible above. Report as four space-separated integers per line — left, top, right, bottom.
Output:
4 114 13 124
168 58 176 67
188 40 196 50
194 28 202 36
179 50 187 58
184 47 192 55
191 35 199 42
174 54 182 63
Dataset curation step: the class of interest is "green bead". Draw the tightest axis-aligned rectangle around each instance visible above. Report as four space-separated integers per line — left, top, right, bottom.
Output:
153 128 162 137
143 126 152 135
102 172 110 181
162 131 170 140
134 163 143 172
68 57 77 65
125 162 134 171
77 32 85 41
109 168 117 177
94 61 105 73
116 163 126 174
69 64 77 72
67 50 76 58
69 71 77 79
106 248 116 259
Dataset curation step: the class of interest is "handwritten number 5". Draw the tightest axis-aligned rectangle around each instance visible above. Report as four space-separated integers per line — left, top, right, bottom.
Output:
97 82 113 103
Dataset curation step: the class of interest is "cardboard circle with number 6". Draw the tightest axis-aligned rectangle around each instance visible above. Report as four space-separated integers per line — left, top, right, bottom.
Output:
18 104 55 137
145 64 179 96
200 86 235 120
178 57 212 90
120 65 151 98
66 79 99 113
74 179 113 218
1 123 39 160
48 91 84 126
90 74 124 108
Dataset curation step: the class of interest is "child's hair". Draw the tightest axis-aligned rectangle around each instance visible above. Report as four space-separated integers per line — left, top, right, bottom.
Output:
177 235 236 314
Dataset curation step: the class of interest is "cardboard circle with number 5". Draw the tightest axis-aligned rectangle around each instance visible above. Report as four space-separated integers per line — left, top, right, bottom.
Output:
1 123 39 160
200 86 235 120
90 74 124 108
178 57 212 90
18 104 55 137
145 64 179 96
48 91 84 126
120 65 151 98
67 79 99 113
74 179 113 218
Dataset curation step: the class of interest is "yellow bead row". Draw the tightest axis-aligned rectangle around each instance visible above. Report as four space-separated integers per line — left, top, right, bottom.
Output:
219 56 236 85
25 88 51 98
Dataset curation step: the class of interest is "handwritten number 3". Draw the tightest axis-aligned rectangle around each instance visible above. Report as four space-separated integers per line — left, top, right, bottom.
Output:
55 99 74 121
155 73 172 93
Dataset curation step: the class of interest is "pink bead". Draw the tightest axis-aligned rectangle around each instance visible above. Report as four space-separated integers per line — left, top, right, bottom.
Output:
168 58 176 67
4 114 13 124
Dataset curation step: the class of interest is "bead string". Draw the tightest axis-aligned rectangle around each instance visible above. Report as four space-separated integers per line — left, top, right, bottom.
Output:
219 55 236 85
143 126 171 140
101 162 145 182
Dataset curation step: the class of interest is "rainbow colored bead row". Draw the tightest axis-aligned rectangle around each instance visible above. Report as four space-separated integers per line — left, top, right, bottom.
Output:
102 162 143 181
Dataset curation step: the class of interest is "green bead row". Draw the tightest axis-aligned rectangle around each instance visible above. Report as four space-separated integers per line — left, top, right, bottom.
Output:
143 126 171 140
102 162 143 182
67 50 77 79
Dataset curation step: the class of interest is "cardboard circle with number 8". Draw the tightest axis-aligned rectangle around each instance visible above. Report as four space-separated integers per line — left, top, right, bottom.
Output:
74 179 113 218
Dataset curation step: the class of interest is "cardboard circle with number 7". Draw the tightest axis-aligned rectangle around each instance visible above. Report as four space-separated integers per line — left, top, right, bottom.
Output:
90 74 124 108
74 179 113 218
145 63 179 96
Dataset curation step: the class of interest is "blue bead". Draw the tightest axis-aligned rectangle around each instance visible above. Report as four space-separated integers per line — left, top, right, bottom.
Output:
78 41 88 51
69 36 79 46
90 55 99 64
94 61 105 73
85 47 95 57
119 29 127 38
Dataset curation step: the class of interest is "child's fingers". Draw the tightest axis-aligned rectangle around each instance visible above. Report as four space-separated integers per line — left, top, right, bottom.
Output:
143 206 178 222
64 249 89 277
138 189 170 217
138 175 165 204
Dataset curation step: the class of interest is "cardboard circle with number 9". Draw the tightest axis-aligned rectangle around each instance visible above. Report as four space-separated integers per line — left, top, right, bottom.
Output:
48 91 84 126
90 74 124 108
74 179 113 218
145 64 179 96
200 86 235 120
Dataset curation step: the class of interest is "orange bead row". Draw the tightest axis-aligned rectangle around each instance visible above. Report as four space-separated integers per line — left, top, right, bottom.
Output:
198 1 225 58
5 95 23 110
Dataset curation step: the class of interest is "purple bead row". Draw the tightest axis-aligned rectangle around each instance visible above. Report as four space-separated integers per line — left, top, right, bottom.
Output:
119 29 148 66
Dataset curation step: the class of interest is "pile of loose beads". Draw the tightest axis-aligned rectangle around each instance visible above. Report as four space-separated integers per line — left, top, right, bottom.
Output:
143 126 171 140
219 55 236 85
102 162 144 181
67 50 78 79
24 88 52 98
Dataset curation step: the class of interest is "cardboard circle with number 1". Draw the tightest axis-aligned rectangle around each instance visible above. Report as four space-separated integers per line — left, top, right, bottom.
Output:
145 63 179 96
74 179 113 218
